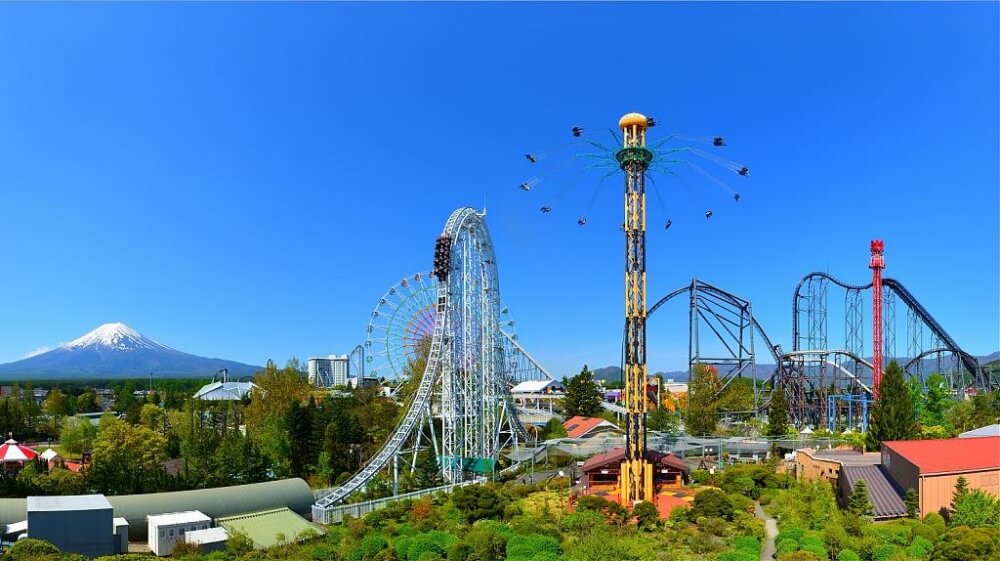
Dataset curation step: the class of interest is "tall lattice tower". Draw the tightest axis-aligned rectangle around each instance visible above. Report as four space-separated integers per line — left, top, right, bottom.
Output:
617 112 654 505
870 240 885 398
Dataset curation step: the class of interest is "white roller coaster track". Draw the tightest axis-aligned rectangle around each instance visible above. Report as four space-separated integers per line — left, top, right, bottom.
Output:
313 208 550 519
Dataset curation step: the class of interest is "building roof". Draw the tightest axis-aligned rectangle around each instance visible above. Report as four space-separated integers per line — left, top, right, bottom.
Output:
114 517 129 528
39 449 59 461
581 447 689 474
186 527 229 545
510 380 563 394
3 520 27 534
193 381 259 401
218 508 324 549
0 440 37 462
842 465 906 519
811 449 882 467
960 424 1000 438
148 510 211 526
27 494 112 512
884 437 1000 475
563 416 621 439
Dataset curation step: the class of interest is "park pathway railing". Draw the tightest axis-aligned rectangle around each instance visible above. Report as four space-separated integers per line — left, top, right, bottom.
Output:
312 479 484 524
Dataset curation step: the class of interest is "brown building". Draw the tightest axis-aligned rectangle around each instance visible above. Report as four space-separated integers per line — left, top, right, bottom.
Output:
580 447 690 496
882 437 1000 517
796 448 881 484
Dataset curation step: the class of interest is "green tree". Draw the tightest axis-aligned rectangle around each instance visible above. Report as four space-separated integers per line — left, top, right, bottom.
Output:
631 501 660 530
952 476 969 510
562 365 603 418
929 526 1000 561
646 407 680 435
848 480 873 518
686 363 722 436
766 384 790 437
5 538 59 561
905 487 919 518
951 489 1000 529
75 390 100 413
42 389 71 417
413 448 442 489
923 373 951 426
451 485 504 523
541 417 567 439
88 421 168 495
867 360 915 449
58 416 98 455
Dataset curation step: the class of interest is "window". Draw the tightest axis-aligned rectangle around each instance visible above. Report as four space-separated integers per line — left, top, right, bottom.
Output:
169 529 174 537
160 530 165 538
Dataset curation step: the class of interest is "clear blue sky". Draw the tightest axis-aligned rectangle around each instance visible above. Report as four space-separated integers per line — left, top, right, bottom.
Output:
0 2 997 377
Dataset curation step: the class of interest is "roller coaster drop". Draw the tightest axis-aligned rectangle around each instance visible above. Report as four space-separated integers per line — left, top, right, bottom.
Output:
313 208 549 522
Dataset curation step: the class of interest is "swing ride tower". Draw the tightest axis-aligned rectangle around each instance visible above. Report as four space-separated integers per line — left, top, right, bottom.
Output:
617 112 655 505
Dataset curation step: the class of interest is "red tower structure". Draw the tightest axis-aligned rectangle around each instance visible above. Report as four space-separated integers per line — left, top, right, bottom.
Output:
870 240 885 399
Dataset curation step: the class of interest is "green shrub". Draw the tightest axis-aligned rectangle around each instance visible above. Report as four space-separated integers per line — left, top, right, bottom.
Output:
778 553 823 561
506 534 561 561
776 538 799 556
776 526 805 543
906 536 933 558
716 550 757 561
91 556 153 561
731 536 761 553
559 510 605 534
691 489 734 520
728 493 755 516
6 539 60 561
839 550 861 561
923 512 947 535
691 469 713 485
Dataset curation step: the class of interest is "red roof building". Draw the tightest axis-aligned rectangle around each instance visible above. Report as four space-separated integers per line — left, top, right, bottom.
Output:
881 437 1000 517
563 416 623 440
579 447 690 497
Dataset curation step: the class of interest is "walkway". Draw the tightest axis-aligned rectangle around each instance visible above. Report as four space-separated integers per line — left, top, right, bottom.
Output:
754 501 777 561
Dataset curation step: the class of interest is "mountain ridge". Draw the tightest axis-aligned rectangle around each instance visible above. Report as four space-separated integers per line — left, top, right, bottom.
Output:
0 323 260 379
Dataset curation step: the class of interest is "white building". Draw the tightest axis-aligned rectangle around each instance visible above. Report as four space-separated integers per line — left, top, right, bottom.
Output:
307 355 349 388
148 511 212 556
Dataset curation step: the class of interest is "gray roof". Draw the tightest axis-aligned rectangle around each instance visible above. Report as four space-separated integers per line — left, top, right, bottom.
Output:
27 495 112 512
842 465 907 519
960 424 1000 438
815 449 882 466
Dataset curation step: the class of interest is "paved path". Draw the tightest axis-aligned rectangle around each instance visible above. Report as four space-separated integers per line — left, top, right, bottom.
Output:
755 501 778 561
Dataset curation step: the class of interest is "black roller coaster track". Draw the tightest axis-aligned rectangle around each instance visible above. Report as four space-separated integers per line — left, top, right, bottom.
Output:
792 272 990 389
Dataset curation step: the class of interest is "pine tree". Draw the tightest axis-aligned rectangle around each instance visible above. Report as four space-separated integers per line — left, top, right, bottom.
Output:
413 448 443 489
866 360 915 450
766 384 789 438
563 365 603 418
905 487 919 518
848 480 873 518
952 476 969 510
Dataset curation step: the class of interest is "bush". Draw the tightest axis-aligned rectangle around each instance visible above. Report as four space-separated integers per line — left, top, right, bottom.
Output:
717 550 757 561
6 539 60 561
451 485 504 523
731 536 761 553
906 536 933 558
506 534 561 561
839 550 861 561
728 493 755 516
691 489 734 521
691 469 714 485
632 501 660 530
923 512 947 536
929 526 1000 561
776 538 799 557
778 553 823 561
559 510 605 534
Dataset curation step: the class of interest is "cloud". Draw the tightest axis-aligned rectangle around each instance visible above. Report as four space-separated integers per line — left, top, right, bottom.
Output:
23 347 52 359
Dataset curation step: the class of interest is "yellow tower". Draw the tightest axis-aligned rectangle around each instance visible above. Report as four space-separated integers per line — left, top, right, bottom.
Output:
617 112 654 505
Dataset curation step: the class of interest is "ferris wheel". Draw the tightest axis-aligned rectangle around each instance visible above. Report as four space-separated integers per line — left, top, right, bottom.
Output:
364 271 521 383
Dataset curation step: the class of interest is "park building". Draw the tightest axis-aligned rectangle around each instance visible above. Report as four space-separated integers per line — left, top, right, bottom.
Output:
24 495 128 557
307 355 349 388
147 511 212 556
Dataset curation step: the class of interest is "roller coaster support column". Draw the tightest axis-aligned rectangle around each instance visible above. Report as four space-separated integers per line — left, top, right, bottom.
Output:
870 240 885 399
616 112 654 505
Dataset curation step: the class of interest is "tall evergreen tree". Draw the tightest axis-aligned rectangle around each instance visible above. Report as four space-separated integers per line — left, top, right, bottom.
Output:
766 384 789 438
562 365 603 418
952 476 969 511
685 364 722 436
866 360 915 450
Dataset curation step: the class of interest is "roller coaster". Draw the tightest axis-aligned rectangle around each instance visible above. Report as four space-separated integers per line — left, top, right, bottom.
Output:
312 207 993 520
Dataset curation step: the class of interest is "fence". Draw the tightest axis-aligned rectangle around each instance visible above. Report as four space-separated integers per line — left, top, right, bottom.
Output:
312 479 484 524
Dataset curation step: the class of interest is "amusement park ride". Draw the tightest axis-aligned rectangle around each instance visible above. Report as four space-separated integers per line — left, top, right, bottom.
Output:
311 113 995 522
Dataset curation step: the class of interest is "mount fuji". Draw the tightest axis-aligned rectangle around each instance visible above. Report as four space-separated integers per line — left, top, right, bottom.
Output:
0 323 260 379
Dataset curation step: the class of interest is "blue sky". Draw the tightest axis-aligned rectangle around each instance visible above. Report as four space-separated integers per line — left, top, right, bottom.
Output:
0 2 996 377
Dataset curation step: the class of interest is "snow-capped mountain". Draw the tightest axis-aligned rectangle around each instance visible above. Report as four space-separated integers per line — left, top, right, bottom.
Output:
0 323 260 379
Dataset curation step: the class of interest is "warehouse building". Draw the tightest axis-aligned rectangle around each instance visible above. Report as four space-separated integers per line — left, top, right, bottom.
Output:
25 495 127 557
881 437 1000 517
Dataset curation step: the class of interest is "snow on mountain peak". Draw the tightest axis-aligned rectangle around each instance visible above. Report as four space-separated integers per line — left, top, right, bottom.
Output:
64 323 172 352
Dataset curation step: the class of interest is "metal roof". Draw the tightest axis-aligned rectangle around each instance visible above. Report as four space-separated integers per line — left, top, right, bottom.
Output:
960 424 1000 438
218 508 324 549
884 437 1000 474
186 527 229 545
842 465 906 519
510 380 562 393
147 511 211 526
27 494 112 512
193 381 259 401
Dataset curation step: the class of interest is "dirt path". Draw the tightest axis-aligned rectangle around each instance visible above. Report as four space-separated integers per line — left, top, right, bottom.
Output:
755 501 778 560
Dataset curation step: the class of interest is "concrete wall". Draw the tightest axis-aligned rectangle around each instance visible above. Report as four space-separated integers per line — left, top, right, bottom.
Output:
795 450 842 484
920 469 1000 517
28 508 113 557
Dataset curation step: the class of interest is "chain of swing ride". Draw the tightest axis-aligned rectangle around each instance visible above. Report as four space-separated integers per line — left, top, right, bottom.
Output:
519 118 749 230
